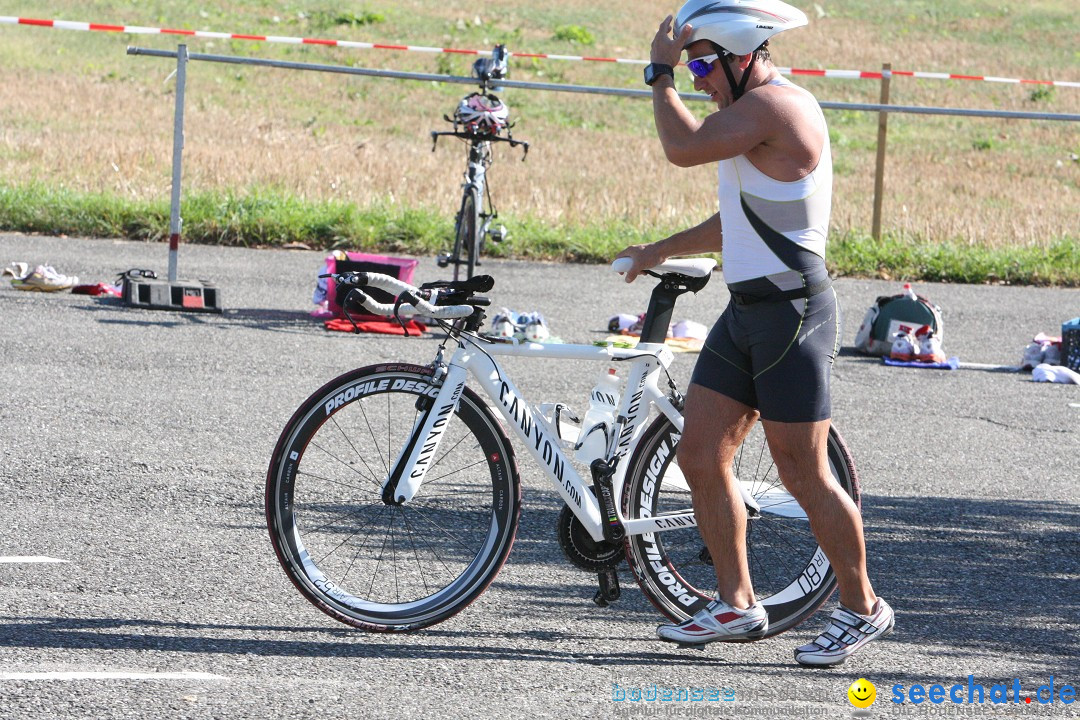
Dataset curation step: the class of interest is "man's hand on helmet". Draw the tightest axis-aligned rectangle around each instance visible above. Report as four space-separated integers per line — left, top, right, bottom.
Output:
651 14 694 67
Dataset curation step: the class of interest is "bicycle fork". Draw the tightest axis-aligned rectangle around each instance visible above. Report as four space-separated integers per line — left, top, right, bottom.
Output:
381 362 469 505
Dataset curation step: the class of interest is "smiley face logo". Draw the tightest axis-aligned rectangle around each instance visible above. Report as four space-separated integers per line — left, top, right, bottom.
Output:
848 678 877 709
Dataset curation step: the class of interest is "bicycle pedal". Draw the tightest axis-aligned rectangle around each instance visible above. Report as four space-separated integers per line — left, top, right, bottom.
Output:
436 256 450 268
489 225 508 243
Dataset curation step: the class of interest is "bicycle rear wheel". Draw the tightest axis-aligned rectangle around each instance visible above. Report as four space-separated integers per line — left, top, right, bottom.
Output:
622 416 859 637
451 189 479 281
266 364 520 631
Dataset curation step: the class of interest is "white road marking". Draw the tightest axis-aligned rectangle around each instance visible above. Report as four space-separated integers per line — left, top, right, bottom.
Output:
0 671 224 681
0 556 68 563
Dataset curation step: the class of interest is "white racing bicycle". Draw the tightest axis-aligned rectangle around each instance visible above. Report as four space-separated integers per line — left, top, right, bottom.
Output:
265 259 859 635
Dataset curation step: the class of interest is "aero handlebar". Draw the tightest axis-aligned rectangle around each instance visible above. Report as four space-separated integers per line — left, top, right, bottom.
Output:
322 272 475 319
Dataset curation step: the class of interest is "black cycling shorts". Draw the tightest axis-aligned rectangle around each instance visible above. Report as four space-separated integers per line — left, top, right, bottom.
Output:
690 288 841 423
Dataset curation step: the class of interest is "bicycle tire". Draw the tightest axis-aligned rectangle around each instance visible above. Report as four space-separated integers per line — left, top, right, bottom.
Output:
266 363 521 631
451 189 479 281
622 416 860 637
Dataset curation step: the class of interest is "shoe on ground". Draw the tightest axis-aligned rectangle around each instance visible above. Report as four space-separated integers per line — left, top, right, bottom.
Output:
1042 343 1061 366
889 332 919 361
522 313 550 342
489 308 518 338
10 264 79 292
1021 342 1045 370
656 598 768 646
794 597 895 667
915 327 946 363
3 261 30 280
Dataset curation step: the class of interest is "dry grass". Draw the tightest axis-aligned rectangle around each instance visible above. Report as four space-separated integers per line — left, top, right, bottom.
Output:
0 0 1076 247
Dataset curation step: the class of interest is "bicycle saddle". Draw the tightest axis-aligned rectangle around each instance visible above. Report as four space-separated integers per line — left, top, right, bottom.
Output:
610 257 717 278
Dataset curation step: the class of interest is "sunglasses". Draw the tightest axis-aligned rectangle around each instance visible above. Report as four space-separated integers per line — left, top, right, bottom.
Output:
686 53 720 79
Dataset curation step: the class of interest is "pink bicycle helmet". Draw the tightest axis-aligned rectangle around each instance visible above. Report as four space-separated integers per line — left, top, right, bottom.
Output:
455 93 510 134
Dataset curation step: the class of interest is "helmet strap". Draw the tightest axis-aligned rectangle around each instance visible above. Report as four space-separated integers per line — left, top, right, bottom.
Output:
720 50 757 101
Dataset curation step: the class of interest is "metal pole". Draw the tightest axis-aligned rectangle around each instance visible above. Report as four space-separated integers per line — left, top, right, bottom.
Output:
167 44 188 283
126 47 1080 122
871 63 892 242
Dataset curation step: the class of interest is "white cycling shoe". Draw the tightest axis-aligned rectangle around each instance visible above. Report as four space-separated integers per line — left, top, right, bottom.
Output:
656 598 769 646
794 597 895 667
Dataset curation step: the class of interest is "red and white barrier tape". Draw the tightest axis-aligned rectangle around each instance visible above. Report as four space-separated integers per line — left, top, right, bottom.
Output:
3 15 1077 88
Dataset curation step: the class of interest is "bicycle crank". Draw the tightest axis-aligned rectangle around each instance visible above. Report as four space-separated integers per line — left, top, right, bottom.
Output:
556 505 624 607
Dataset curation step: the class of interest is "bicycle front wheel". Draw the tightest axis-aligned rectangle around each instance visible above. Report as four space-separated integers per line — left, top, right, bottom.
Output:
266 364 521 631
451 189 479 281
622 416 859 637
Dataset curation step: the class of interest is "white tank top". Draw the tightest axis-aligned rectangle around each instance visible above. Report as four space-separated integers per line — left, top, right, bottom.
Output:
717 76 832 287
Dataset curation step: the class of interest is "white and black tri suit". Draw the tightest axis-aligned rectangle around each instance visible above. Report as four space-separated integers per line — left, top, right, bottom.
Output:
690 75 841 423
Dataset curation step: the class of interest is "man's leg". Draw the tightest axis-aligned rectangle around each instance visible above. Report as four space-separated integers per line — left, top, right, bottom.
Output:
676 383 760 609
759 418 876 614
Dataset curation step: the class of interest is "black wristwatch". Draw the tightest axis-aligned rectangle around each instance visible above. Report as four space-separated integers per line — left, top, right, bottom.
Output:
644 63 674 86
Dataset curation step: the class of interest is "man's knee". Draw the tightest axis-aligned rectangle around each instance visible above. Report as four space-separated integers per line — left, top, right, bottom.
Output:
675 436 719 491
762 424 831 496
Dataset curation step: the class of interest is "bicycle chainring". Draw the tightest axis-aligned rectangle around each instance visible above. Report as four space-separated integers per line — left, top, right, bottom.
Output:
557 504 624 572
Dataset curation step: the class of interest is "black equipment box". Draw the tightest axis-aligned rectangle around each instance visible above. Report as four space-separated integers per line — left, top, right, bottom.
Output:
121 275 222 313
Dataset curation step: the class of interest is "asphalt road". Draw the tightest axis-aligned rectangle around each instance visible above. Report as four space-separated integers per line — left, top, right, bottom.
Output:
1 233 1078 719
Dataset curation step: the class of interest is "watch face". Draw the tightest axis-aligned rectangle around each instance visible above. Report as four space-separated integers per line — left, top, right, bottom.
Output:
645 64 672 86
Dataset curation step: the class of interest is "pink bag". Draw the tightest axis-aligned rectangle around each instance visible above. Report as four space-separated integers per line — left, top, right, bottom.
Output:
322 252 419 319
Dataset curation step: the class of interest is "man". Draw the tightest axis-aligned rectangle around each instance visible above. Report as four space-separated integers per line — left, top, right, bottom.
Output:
616 0 893 667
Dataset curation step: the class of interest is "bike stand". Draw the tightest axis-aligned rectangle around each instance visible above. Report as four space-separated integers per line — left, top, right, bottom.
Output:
121 274 222 313
122 44 223 315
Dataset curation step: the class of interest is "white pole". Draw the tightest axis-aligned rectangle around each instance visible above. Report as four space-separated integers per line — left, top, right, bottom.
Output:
167 44 187 283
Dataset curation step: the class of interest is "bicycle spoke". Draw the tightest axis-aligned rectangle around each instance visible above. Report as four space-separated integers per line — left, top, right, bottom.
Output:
398 507 466 580
339 506 394 586
305 440 381 490
390 509 400 604
399 508 433 594
421 458 489 488
366 509 400 599
300 500 383 538
430 430 479 472
405 504 484 557
313 504 390 567
330 414 383 488
295 467 379 497
356 399 390 476
750 520 808 582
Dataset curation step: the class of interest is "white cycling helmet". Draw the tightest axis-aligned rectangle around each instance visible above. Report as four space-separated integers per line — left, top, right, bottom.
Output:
675 0 807 101
454 93 510 134
675 0 808 56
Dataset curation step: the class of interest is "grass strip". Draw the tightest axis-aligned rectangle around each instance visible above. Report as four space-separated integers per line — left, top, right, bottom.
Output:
1 182 1075 286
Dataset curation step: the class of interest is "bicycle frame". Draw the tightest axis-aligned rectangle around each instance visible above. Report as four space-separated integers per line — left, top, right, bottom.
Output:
462 142 491 237
383 336 695 544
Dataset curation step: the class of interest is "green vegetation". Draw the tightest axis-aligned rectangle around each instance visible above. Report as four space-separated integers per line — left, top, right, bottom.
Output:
309 10 386 29
552 25 596 46
3 182 1075 286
